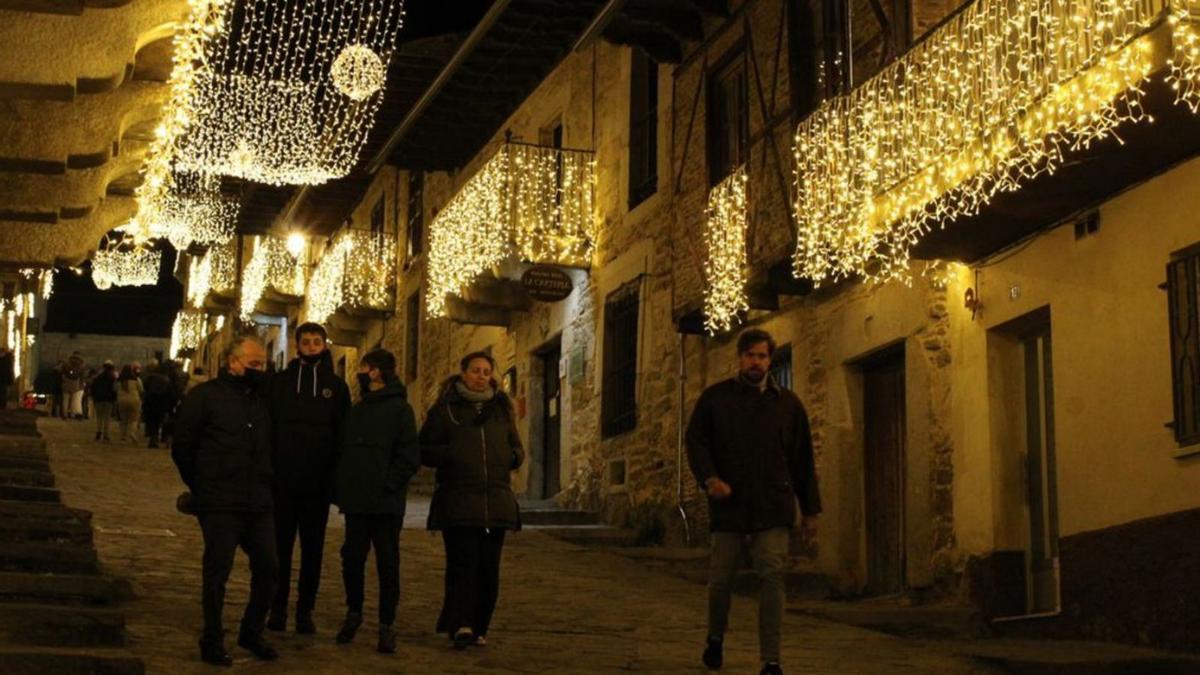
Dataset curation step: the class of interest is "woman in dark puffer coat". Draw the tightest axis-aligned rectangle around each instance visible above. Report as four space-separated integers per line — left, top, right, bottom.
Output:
419 351 524 650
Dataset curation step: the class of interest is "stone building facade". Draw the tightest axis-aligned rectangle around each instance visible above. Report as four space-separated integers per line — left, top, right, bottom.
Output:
183 0 1200 652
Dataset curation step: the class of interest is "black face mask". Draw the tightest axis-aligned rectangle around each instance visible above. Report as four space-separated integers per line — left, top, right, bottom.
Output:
299 351 324 365
356 373 373 394
237 367 265 388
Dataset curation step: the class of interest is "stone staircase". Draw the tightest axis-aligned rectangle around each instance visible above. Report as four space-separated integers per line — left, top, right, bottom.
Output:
519 500 642 547
0 410 143 675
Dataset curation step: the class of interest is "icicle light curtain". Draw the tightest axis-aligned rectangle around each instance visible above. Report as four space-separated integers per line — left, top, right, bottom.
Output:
426 143 597 318
793 0 1200 286
175 0 405 186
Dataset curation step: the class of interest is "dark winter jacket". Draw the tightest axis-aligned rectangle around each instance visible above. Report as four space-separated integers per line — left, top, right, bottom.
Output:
333 380 421 516
686 377 822 533
170 371 273 513
0 352 14 386
419 378 525 530
90 368 117 403
267 352 351 498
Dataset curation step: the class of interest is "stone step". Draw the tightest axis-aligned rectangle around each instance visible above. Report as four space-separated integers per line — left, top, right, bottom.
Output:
0 572 133 606
0 541 98 574
0 485 59 503
533 525 642 547
0 437 47 459
0 647 143 675
0 469 55 489
789 599 985 639
0 456 50 472
0 515 93 544
0 500 91 526
954 639 1200 674
520 508 602 526
0 603 126 647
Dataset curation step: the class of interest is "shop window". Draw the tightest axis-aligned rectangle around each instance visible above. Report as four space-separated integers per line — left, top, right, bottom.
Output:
405 291 420 383
707 49 748 186
770 343 794 391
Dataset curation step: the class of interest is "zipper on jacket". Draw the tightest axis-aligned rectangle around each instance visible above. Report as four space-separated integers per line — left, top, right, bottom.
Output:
480 425 489 533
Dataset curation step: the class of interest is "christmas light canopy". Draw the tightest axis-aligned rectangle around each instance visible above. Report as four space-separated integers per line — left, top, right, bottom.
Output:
793 0 1200 287
175 0 405 186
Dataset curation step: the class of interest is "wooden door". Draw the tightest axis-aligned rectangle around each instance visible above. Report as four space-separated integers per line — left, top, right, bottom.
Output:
541 345 562 497
864 351 906 595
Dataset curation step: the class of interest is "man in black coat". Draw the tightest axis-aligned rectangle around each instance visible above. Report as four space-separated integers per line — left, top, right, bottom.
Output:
0 347 14 409
265 322 350 635
686 329 821 675
171 335 279 666
332 348 420 654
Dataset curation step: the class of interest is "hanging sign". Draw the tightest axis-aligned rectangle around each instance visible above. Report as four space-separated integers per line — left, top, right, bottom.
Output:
521 265 573 302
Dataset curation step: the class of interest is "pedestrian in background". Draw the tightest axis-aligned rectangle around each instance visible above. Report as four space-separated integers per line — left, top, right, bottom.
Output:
185 365 209 396
332 348 419 654
90 361 117 442
420 351 524 650
686 328 822 675
142 360 172 448
50 359 64 418
62 352 86 420
266 323 350 635
0 347 14 409
171 335 278 666
116 365 143 444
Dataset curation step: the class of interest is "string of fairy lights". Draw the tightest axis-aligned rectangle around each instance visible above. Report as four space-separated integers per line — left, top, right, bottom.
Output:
792 0 1200 288
426 142 597 318
238 235 308 321
703 166 750 334
305 228 397 323
174 0 404 185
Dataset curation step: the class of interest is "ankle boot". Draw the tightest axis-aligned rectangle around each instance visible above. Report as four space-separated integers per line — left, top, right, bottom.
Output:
377 624 396 654
336 611 362 644
295 610 316 635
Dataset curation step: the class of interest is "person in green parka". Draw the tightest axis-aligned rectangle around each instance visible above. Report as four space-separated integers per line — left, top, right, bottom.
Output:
332 349 420 655
420 351 524 650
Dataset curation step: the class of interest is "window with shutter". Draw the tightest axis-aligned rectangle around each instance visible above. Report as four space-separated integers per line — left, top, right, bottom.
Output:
602 279 640 437
1167 249 1200 446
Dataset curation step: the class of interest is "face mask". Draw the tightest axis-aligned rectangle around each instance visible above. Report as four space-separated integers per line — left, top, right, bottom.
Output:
299 351 323 365
240 367 265 388
356 373 373 393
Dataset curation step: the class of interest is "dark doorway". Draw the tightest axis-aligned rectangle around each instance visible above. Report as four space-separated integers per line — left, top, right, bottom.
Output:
862 347 906 595
1021 322 1060 615
539 341 562 498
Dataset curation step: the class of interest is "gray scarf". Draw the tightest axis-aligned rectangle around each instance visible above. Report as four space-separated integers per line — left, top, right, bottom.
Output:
455 380 496 403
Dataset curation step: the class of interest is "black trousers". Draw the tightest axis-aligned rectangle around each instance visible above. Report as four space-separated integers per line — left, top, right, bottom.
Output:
198 512 278 644
271 492 330 617
341 514 402 626
144 399 167 442
438 527 507 637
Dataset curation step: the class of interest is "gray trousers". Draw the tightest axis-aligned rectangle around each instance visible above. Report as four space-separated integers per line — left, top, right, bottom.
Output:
708 527 789 662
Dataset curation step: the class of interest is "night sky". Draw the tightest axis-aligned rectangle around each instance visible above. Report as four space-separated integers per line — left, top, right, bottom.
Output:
43 1 494 338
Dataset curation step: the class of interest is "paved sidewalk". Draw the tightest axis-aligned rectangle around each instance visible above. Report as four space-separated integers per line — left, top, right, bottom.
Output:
40 417 1000 674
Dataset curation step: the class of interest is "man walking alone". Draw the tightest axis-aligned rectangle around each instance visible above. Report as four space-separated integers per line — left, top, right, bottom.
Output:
266 322 350 634
171 335 279 666
686 329 821 675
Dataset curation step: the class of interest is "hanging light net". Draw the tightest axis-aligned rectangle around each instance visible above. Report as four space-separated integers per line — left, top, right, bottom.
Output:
175 0 405 186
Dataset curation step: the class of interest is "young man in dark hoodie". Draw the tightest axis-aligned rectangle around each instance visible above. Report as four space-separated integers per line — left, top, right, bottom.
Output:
266 323 351 635
333 349 420 654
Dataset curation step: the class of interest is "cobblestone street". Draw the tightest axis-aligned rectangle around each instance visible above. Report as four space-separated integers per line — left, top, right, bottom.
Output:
40 416 1006 674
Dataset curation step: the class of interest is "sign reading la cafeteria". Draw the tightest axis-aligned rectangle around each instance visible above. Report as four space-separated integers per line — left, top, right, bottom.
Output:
521 265 574 302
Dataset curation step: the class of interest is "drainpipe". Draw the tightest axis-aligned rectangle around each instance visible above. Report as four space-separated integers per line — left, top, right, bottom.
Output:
676 332 691 546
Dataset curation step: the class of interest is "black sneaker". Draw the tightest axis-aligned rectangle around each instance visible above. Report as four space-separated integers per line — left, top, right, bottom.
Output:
198 639 233 667
702 636 723 670
336 611 362 644
378 624 396 654
295 611 316 635
236 632 278 661
760 662 784 675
